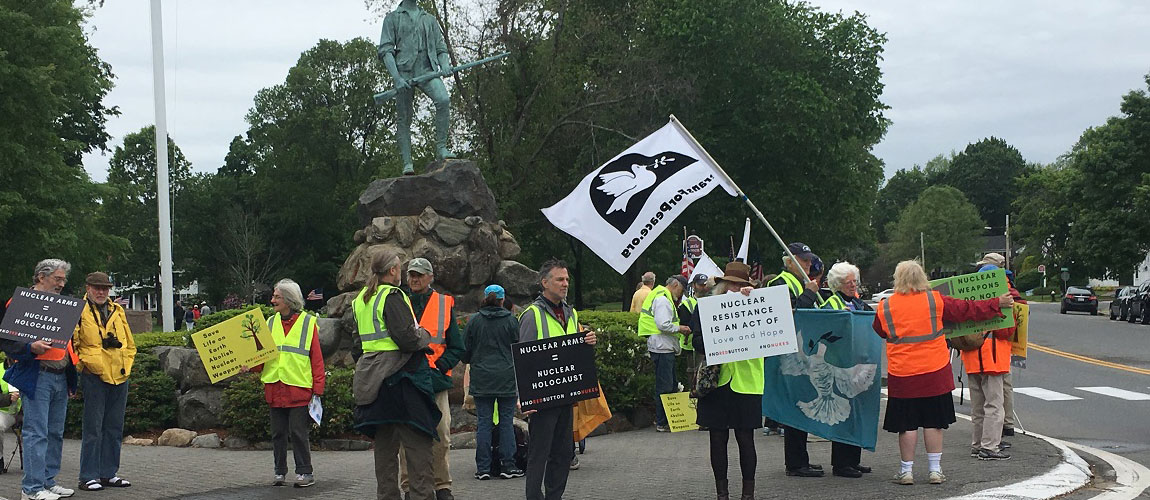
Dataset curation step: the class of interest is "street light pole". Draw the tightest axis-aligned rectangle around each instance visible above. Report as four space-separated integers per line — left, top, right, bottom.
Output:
1005 214 1011 271
920 231 925 269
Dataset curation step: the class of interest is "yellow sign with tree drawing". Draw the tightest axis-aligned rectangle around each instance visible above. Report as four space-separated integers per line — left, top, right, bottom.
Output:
191 308 278 383
659 392 699 432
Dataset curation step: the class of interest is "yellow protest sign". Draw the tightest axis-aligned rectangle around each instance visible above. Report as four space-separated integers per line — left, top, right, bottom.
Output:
191 308 278 383
659 391 699 432
1011 302 1029 358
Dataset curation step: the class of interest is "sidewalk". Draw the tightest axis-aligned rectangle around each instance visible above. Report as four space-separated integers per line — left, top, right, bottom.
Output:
0 411 1064 500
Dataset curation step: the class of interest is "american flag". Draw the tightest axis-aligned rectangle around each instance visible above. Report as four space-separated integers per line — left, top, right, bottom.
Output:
680 236 694 278
307 289 324 301
750 261 763 282
114 296 128 307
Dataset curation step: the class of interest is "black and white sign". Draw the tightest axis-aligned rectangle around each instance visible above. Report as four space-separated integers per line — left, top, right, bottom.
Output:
513 334 600 412
541 120 737 274
698 285 798 365
0 287 85 347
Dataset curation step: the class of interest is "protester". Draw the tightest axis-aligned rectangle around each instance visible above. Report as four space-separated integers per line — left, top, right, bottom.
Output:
629 271 655 313
694 261 760 500
193 304 201 322
461 285 524 480
637 275 689 432
74 272 137 492
765 243 825 478
873 260 1013 485
2 259 77 500
819 262 873 478
519 259 597 500
174 300 185 331
251 279 325 488
678 275 709 379
200 302 212 316
962 264 1016 461
184 305 196 331
399 258 465 500
0 362 20 473
351 249 439 500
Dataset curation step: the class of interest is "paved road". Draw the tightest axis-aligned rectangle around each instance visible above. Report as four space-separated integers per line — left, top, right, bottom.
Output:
952 301 1150 497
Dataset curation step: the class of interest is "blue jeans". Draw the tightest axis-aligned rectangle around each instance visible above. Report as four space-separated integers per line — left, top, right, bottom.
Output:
22 370 68 494
79 372 129 482
651 352 677 426
474 396 517 473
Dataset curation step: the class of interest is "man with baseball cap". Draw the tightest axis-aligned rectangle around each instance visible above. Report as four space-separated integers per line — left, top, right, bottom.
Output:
399 258 465 500
637 275 690 432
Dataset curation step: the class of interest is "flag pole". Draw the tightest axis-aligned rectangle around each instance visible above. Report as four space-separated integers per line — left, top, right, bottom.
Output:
668 114 811 284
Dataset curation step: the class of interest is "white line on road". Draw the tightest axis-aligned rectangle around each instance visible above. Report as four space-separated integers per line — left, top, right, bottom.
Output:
1014 387 1084 401
1076 387 1150 401
952 388 970 400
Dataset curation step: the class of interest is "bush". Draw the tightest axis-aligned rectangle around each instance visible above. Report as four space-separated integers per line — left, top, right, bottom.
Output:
578 310 690 415
1014 270 1042 292
221 367 357 442
135 331 188 350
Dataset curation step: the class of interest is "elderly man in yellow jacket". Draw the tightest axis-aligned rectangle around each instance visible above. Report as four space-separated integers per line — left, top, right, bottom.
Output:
73 272 137 492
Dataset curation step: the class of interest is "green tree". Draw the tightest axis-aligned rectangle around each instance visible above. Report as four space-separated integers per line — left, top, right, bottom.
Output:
890 186 986 271
936 137 1027 227
0 0 122 296
873 167 928 242
103 126 193 292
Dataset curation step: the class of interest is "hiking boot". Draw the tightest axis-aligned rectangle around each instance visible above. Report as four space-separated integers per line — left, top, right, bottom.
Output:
435 489 454 500
929 471 946 484
715 478 729 500
293 474 315 488
891 471 914 485
978 448 1011 460
832 466 862 478
499 468 524 479
1002 427 1015 437
740 479 755 500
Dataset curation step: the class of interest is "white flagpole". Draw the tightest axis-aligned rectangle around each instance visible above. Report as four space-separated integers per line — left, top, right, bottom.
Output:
151 0 175 331
668 114 811 284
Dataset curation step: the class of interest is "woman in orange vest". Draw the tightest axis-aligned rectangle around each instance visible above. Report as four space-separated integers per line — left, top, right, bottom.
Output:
873 261 1013 486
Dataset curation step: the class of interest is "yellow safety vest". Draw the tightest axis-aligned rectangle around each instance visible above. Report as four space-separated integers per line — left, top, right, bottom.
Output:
523 302 580 339
637 286 678 337
679 296 697 351
822 293 848 311
353 284 414 352
769 271 803 298
0 366 19 415
719 358 764 395
260 311 315 389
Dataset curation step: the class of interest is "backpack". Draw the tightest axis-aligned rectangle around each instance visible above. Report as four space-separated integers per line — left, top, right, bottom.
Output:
947 332 987 352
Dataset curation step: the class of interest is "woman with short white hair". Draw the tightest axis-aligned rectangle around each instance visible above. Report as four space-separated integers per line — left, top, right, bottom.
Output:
824 262 869 312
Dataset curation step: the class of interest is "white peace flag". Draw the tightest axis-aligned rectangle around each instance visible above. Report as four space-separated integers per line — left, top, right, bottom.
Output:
541 120 737 274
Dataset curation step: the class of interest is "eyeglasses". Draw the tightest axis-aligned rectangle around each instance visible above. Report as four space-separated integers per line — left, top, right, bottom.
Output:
841 279 858 286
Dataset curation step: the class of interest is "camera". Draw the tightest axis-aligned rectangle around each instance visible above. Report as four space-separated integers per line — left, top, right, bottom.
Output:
102 334 122 349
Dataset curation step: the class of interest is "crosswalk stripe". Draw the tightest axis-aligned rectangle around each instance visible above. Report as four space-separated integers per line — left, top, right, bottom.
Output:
1076 387 1150 401
1014 387 1082 401
951 388 970 400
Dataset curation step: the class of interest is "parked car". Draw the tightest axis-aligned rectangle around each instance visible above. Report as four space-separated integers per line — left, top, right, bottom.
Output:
871 288 895 302
1110 286 1137 321
1128 282 1150 324
1060 286 1098 315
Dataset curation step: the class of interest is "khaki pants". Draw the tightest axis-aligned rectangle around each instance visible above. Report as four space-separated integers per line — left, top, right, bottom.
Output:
1003 368 1014 429
968 373 1006 450
400 390 452 492
376 423 434 500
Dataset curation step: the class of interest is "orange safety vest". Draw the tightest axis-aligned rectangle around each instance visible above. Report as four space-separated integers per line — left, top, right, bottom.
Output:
418 290 455 376
960 335 1010 375
876 291 949 377
3 297 78 365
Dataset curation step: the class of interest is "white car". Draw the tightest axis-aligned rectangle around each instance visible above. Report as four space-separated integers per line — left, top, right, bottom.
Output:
871 289 895 302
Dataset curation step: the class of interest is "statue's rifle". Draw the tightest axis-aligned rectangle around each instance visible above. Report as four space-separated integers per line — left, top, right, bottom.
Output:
373 51 511 105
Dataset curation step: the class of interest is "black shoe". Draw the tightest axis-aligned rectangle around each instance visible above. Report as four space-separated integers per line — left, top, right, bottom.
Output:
435 489 454 500
474 471 492 480
999 440 1012 450
809 464 823 471
832 467 863 478
854 465 872 474
785 466 825 477
1002 427 1015 437
499 468 525 479
978 448 1011 461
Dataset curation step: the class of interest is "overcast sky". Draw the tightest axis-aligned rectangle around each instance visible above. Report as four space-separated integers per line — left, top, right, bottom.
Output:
80 0 1150 183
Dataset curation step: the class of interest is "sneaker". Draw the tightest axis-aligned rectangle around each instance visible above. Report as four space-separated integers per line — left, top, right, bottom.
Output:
272 474 286 486
978 448 1011 461
929 471 946 484
21 490 61 500
569 456 580 470
435 488 454 500
499 467 525 479
474 471 492 480
891 471 914 485
293 474 315 488
47 486 74 498
1002 427 1015 437
655 424 670 433
999 440 1012 450
970 447 980 457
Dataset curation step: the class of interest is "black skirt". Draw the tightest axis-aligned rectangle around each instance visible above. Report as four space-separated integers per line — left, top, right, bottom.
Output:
696 383 763 430
882 393 956 432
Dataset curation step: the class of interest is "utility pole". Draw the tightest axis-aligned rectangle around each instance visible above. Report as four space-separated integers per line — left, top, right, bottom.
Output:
920 231 925 269
1005 214 1011 271
150 0 174 332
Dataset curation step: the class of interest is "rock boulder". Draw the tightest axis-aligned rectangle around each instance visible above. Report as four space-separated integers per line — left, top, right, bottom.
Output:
358 160 499 224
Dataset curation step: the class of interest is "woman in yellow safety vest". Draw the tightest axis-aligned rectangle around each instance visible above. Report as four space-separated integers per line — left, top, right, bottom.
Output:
693 261 761 500
250 279 325 488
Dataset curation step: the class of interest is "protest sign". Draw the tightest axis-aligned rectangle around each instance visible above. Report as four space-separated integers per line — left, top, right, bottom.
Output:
929 269 1015 338
513 334 599 412
190 308 278 383
659 392 699 432
0 287 85 347
1011 302 1029 360
698 285 798 366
